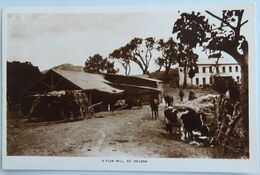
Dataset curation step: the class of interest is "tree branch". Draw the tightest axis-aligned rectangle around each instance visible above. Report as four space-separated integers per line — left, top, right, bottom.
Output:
127 64 131 75
240 20 248 27
134 49 146 68
205 10 236 31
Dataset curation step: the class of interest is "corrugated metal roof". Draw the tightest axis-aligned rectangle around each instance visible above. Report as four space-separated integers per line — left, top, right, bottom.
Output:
51 69 124 94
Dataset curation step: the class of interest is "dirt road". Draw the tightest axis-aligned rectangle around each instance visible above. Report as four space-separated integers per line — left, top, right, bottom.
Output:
8 102 214 158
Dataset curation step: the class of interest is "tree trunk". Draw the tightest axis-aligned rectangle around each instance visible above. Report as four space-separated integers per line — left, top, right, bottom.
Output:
190 78 193 87
143 66 149 75
239 54 248 141
157 65 162 72
124 67 128 76
165 66 170 75
183 65 187 88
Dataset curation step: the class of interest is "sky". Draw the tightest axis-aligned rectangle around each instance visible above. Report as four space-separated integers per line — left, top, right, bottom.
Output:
6 8 250 75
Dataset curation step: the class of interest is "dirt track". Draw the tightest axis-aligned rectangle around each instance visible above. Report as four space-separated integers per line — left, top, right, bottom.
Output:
8 101 215 158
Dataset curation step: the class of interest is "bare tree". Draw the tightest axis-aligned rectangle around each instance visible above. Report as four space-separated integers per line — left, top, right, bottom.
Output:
126 37 155 74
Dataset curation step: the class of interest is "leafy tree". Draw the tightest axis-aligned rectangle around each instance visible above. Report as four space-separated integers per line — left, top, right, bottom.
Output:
173 12 211 48
156 37 198 84
156 37 180 74
109 47 131 76
172 12 207 87
155 57 164 72
177 46 198 87
84 54 119 74
188 65 197 86
7 61 42 106
173 10 249 135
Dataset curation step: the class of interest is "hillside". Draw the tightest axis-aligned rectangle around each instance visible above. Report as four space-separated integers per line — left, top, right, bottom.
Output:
52 63 84 72
42 63 84 73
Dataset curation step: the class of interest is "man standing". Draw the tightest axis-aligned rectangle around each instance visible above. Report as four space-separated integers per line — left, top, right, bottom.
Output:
179 89 184 102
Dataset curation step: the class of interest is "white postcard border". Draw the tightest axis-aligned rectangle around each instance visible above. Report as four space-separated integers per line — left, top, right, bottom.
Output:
1 4 259 173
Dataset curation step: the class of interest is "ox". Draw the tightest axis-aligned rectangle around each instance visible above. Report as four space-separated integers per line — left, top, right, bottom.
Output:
164 95 174 107
150 98 159 119
164 106 210 141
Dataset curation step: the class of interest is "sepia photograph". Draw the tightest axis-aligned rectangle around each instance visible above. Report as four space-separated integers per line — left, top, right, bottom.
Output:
1 4 258 172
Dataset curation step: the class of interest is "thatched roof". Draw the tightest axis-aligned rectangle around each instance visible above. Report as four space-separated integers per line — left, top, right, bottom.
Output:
51 69 124 94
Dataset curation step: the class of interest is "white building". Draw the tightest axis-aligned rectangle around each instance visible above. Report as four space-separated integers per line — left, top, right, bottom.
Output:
178 56 241 87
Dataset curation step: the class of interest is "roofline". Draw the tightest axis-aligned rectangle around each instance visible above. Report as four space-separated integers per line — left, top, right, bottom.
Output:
107 82 162 92
196 63 239 66
103 73 162 83
52 69 124 94
50 69 83 90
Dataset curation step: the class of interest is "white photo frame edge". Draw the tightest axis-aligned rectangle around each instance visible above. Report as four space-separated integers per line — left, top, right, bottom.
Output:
1 4 259 173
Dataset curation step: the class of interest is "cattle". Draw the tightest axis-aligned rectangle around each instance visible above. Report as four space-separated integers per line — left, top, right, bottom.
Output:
150 98 159 119
164 106 210 141
164 95 174 107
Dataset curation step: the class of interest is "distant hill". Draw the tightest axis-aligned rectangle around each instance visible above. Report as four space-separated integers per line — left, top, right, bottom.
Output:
52 63 84 72
42 63 84 73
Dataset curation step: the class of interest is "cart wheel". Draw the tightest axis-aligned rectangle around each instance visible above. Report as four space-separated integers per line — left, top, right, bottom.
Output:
80 105 88 119
87 106 94 118
136 99 143 109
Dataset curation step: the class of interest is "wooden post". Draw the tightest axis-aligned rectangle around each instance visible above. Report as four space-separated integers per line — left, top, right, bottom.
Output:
108 104 110 111
51 72 54 91
89 91 92 105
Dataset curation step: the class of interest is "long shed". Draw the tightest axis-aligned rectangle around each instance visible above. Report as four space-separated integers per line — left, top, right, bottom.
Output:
22 69 124 112
103 73 163 106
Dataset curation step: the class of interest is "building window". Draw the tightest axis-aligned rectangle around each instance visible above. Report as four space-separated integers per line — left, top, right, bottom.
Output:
237 76 240 83
196 78 199 85
209 77 212 84
203 77 206 85
229 66 232 72
195 67 199 73
216 66 219 73
202 67 206 73
209 66 212 73
222 66 226 73
235 66 239 72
